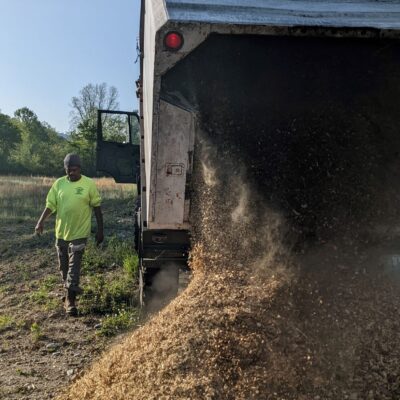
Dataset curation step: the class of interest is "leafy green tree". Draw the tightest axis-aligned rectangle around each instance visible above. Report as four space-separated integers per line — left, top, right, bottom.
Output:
69 118 97 175
14 107 38 124
11 108 66 175
0 112 21 173
69 83 139 175
69 83 120 174
70 83 119 129
101 114 140 144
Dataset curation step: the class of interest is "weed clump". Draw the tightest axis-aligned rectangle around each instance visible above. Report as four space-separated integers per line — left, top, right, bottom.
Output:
29 276 59 311
98 309 139 337
78 236 139 336
0 315 14 332
81 236 138 275
30 322 43 342
79 273 137 315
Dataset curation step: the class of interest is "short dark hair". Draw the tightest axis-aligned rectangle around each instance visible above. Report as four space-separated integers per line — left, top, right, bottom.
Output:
64 153 81 168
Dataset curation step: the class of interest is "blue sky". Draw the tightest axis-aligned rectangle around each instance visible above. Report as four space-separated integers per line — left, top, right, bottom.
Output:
0 0 140 133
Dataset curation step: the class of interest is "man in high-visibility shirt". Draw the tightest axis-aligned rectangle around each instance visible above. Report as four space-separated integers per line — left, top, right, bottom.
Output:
35 153 104 316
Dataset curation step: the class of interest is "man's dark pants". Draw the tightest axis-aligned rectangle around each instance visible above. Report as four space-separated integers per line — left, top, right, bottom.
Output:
55 238 87 293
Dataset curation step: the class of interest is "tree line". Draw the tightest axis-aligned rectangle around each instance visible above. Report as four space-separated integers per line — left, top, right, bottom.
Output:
0 83 139 177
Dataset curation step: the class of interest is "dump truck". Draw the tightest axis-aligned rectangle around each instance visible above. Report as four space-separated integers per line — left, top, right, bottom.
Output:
96 0 400 303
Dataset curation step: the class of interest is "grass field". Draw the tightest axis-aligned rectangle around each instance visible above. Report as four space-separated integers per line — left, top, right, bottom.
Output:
0 175 134 218
0 175 140 399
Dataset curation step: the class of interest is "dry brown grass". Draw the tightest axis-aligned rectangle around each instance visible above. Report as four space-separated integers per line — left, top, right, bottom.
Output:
0 176 53 218
91 177 135 199
0 175 135 219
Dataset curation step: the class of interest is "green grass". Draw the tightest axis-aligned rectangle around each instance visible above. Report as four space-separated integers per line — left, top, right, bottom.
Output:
41 275 58 290
98 309 139 337
0 315 14 332
0 315 27 333
15 263 32 281
29 276 60 311
0 284 12 294
30 322 43 342
80 273 137 315
80 238 139 316
82 236 138 274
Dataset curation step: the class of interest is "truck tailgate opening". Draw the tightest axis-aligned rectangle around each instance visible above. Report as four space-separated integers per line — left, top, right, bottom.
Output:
161 33 400 240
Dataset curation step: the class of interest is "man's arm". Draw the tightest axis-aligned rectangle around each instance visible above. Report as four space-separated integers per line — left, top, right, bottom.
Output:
94 206 104 245
35 207 53 236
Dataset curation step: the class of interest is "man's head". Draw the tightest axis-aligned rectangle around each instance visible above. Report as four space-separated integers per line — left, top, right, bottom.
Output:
64 153 82 181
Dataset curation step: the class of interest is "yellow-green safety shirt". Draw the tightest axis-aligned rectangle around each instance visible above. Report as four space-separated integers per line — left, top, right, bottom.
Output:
46 175 102 241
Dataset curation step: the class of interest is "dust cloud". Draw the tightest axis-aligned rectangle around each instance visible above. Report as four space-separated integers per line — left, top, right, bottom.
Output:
144 263 180 313
191 133 292 280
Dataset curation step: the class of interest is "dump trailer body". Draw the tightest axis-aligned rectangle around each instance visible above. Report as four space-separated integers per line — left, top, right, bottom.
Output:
141 0 400 235
95 0 400 301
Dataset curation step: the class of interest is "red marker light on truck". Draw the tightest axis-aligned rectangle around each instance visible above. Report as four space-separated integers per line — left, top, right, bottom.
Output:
164 32 183 51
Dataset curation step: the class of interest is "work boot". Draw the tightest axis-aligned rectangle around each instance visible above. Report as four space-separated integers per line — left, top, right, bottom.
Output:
61 289 66 304
65 289 78 317
62 286 83 300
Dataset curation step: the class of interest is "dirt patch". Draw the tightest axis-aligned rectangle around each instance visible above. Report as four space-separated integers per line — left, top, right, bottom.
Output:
0 242 107 399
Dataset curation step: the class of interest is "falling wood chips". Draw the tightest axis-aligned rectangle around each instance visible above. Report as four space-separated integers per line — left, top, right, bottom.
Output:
58 143 400 400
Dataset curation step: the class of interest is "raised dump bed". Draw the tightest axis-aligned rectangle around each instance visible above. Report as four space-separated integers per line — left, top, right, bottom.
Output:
97 0 400 298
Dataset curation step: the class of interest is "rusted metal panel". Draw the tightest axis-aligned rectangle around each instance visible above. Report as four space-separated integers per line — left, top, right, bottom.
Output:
149 100 194 230
165 0 400 29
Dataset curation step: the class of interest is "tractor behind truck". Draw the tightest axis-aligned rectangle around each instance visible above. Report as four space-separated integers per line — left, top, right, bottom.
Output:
96 0 400 304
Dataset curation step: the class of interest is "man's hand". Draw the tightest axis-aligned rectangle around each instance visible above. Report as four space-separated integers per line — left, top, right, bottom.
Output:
35 208 53 237
95 231 104 246
35 221 44 236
